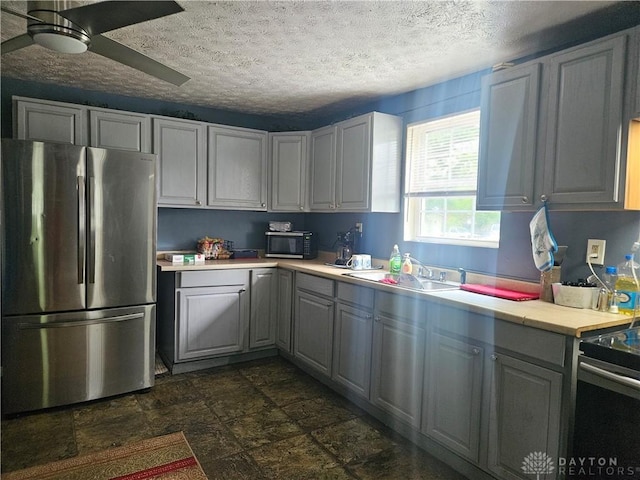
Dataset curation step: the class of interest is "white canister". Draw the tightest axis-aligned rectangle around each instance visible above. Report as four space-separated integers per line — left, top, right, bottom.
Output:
361 254 372 270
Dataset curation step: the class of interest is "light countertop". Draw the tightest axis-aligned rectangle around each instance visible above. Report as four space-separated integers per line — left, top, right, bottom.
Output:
157 258 634 338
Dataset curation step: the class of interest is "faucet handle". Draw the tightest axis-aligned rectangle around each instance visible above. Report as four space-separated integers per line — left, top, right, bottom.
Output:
458 268 467 285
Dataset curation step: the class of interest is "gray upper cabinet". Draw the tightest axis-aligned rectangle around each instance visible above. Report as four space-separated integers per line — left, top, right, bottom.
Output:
208 125 268 210
309 125 337 210
249 268 277 349
478 29 638 211
154 116 207 207
477 63 541 210
269 132 310 212
541 34 626 208
310 112 402 212
14 96 87 145
89 108 151 152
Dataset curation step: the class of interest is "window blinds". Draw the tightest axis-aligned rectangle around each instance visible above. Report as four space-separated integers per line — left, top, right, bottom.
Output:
405 110 480 196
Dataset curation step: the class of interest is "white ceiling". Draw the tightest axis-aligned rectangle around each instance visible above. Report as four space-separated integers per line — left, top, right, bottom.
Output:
1 1 638 122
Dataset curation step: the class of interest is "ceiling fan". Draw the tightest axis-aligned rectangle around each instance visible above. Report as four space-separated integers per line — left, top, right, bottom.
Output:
1 0 190 86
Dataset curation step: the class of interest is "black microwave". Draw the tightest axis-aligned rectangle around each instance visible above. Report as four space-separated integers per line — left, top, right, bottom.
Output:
265 231 317 259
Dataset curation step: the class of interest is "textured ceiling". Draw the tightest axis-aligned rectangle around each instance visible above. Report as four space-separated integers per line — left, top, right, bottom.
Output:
1 1 639 121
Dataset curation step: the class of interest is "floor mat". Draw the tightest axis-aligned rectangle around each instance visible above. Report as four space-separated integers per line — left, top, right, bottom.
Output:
155 354 169 377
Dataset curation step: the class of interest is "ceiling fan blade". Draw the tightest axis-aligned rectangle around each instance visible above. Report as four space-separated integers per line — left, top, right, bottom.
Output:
90 34 189 86
1 5 44 22
57 1 184 36
1 33 35 55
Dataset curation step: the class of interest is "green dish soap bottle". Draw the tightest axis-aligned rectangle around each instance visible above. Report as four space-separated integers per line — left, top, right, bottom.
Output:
389 244 402 276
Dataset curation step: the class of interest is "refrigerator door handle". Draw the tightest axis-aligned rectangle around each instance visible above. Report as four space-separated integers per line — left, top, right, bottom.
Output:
17 312 145 329
88 176 96 284
77 176 85 284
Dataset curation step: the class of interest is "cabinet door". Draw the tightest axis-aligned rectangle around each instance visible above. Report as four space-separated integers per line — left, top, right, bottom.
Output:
309 126 337 210
423 332 483 463
333 302 373 399
208 125 268 210
15 99 87 145
270 133 309 211
294 290 334 376
89 109 151 152
542 35 626 207
487 353 562 480
275 269 293 352
250 268 277 349
177 285 247 360
154 117 207 207
371 313 425 427
336 115 371 211
477 64 540 210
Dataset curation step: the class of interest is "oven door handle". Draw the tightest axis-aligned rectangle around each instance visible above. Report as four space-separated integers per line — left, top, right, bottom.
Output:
579 362 640 391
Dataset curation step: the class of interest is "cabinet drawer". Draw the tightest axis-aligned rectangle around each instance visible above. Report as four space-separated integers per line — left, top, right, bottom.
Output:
296 272 334 297
375 291 428 326
179 270 249 287
433 304 566 366
337 282 374 309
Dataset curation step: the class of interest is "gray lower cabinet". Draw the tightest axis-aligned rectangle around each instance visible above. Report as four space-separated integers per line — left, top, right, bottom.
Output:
423 331 484 463
275 269 294 352
293 273 334 376
371 292 426 428
250 268 277 349
332 283 375 400
487 353 562 480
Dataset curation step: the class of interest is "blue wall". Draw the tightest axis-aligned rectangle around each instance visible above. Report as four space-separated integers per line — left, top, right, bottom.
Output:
2 74 639 284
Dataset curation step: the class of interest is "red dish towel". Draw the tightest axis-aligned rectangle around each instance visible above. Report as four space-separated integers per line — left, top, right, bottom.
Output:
461 284 539 301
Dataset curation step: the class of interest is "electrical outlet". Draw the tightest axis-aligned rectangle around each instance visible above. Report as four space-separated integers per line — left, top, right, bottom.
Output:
355 222 363 234
586 239 606 265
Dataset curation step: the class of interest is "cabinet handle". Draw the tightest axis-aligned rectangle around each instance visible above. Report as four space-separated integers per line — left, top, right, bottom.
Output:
374 316 381 322
490 354 498 361
521 196 528 204
299 206 304 210
472 348 480 355
261 203 266 207
329 204 335 209
195 200 201 205
365 314 373 320
336 204 341 208
540 194 547 203
239 288 246 293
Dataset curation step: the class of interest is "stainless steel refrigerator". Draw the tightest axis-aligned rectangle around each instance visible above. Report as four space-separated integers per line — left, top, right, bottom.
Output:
1 139 157 415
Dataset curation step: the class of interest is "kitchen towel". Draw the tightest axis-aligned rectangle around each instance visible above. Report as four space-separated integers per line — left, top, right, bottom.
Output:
529 203 558 272
461 284 540 301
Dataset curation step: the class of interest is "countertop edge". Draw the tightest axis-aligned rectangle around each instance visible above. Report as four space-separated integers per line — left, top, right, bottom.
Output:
157 258 634 337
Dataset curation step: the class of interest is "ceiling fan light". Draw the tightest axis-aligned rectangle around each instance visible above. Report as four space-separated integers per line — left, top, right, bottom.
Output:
32 32 88 54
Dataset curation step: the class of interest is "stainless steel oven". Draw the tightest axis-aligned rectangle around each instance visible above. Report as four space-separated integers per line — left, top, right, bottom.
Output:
573 327 640 469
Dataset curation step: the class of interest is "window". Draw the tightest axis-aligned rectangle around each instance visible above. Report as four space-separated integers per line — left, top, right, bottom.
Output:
404 110 500 247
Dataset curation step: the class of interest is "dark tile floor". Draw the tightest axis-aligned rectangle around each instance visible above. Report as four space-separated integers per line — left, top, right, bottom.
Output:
1 356 468 479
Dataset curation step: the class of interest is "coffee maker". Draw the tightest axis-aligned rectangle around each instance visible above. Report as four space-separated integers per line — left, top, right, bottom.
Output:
335 231 354 265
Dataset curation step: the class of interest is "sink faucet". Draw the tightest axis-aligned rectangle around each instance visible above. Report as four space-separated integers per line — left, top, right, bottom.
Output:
439 271 447 282
458 268 467 285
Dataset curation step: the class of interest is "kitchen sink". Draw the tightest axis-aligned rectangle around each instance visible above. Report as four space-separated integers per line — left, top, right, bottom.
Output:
343 271 459 291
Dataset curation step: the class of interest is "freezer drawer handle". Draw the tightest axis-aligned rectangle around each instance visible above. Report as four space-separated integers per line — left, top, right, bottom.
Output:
579 362 640 392
77 176 85 284
18 312 145 330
